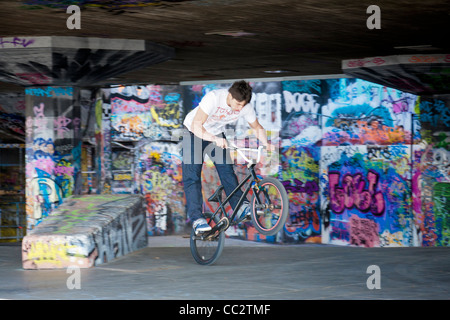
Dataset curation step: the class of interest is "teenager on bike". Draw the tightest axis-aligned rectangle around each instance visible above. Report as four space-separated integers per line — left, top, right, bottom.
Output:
182 80 276 235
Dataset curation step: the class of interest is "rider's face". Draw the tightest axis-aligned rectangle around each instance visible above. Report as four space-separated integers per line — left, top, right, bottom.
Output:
228 94 247 111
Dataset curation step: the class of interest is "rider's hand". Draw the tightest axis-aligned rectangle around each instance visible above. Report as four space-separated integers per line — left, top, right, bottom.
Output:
215 137 228 149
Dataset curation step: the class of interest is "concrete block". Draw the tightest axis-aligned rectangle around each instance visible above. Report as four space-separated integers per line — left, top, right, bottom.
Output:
22 195 147 269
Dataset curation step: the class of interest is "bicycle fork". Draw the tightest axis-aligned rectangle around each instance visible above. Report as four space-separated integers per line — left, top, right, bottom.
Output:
252 183 280 215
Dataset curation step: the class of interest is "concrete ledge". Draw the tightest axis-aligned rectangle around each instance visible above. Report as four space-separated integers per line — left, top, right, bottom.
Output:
22 195 147 269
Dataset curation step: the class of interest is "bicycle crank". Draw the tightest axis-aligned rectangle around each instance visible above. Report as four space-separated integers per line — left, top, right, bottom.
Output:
216 216 230 231
193 216 229 240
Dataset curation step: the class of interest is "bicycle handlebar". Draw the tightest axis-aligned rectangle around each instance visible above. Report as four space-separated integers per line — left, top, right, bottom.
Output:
226 141 264 164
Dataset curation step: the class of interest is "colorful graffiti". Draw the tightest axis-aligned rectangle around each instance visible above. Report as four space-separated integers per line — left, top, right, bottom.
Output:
18 78 449 248
410 95 450 247
24 87 81 229
329 170 385 216
280 145 321 243
324 147 413 247
22 195 147 269
105 85 186 235
103 79 448 247
110 85 183 141
432 183 450 246
137 142 185 235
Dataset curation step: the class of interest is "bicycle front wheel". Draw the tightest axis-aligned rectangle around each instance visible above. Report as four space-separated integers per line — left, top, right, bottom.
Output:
250 177 289 236
190 212 225 265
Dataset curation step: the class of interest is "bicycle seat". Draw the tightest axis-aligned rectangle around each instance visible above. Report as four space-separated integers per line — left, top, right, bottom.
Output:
208 185 224 203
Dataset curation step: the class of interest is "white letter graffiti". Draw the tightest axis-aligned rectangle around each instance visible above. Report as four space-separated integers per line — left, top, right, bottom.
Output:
282 91 320 116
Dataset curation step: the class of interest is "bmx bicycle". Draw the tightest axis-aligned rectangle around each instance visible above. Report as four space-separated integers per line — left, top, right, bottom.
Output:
190 142 289 265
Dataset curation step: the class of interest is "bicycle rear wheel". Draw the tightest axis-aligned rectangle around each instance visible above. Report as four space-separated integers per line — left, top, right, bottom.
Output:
190 212 225 265
250 176 289 236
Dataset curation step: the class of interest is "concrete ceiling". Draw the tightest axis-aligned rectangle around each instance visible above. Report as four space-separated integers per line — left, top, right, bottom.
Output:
1 0 450 93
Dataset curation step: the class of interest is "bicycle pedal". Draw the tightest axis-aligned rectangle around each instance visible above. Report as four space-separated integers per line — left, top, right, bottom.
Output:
194 230 207 236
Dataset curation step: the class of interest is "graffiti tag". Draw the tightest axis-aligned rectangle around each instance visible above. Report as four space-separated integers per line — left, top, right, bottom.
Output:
329 170 385 216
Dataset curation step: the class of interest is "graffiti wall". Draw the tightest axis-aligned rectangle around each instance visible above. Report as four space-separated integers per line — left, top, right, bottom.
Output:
20 77 447 247
137 142 184 235
110 85 182 141
413 95 450 246
92 78 448 247
279 80 323 244
25 86 82 230
105 85 185 235
320 79 418 247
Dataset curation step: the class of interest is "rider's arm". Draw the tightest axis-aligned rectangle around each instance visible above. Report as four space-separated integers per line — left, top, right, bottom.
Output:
248 119 276 151
191 108 227 148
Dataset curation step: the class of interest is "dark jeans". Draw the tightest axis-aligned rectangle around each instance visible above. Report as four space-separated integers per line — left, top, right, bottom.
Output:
182 130 244 222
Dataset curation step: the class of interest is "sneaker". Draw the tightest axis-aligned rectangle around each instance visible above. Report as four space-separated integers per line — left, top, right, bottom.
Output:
193 218 212 234
235 202 251 223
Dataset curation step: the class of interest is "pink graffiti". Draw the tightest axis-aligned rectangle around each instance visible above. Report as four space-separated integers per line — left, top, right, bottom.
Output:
33 103 45 117
148 86 165 109
349 215 380 247
33 103 48 132
16 73 50 85
191 85 203 93
26 116 33 137
54 165 74 176
26 158 55 177
329 170 385 216
282 179 319 196
54 116 72 138
346 57 385 68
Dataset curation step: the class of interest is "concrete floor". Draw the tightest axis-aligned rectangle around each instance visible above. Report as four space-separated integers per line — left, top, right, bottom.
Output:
0 236 449 300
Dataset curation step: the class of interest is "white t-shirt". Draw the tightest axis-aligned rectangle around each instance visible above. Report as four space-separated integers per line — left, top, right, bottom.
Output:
183 89 256 135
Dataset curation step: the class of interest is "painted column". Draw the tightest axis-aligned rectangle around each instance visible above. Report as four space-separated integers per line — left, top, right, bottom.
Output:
24 86 81 230
414 95 450 246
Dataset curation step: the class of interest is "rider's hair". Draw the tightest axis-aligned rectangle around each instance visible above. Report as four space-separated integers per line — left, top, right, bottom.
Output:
228 80 253 104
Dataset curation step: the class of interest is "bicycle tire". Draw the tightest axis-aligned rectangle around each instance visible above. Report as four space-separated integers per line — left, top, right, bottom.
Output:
250 176 289 236
190 212 225 265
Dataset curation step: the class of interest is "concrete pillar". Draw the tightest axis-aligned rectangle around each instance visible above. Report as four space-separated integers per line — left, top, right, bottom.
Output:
24 86 81 230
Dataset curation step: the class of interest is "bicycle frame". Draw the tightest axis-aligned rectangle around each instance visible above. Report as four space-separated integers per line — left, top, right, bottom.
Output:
206 145 265 232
